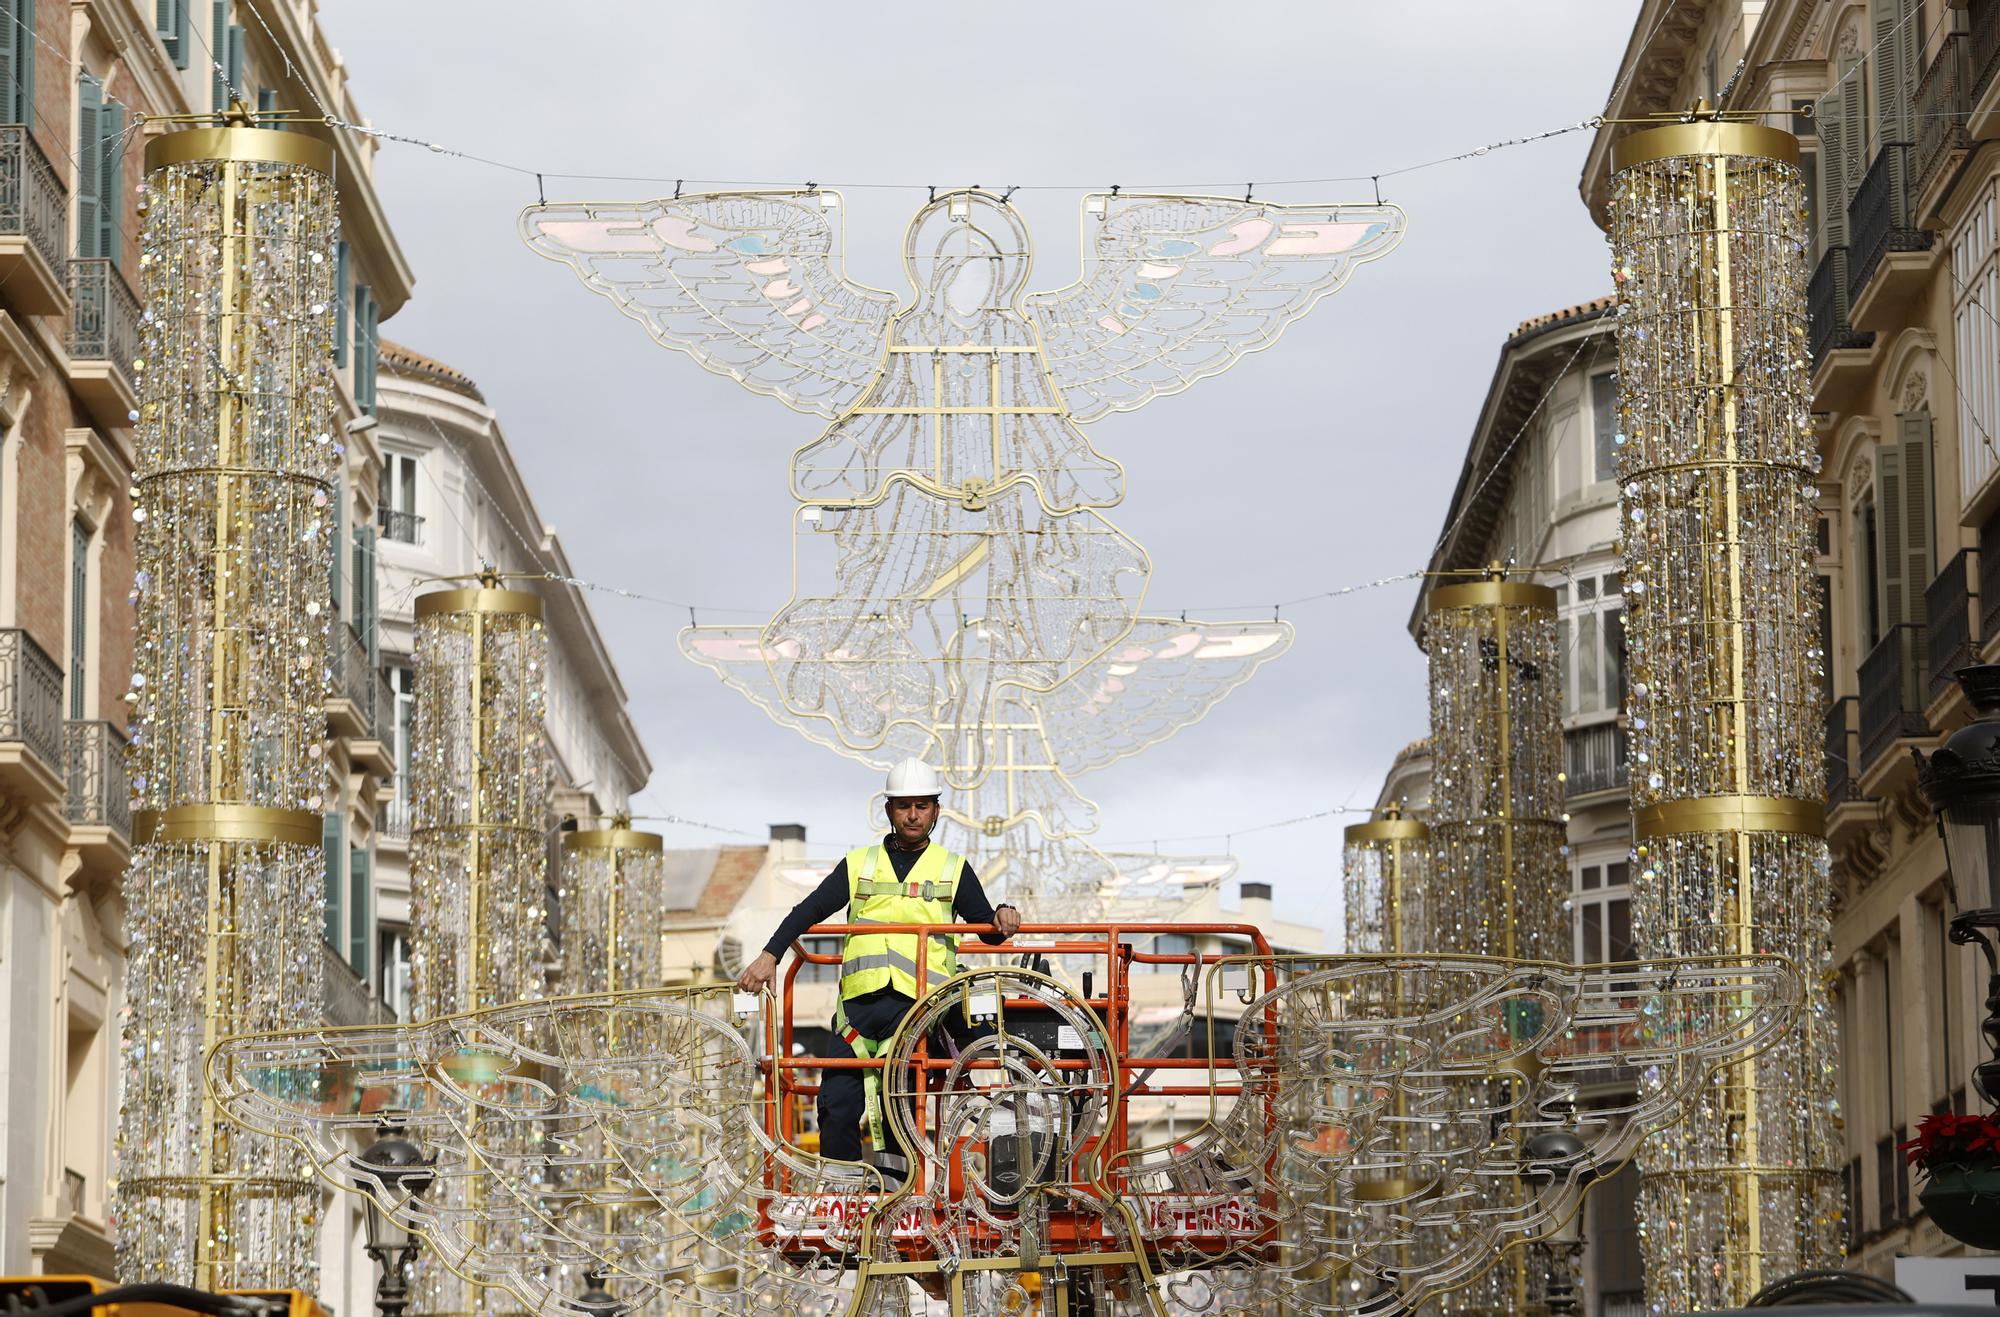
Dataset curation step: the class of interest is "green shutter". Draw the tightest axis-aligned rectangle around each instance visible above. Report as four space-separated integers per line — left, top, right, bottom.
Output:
211 1 226 110
1821 57 1865 250
16 0 31 129
99 99 122 268
328 487 342 616
333 241 349 368
348 845 371 977
1872 0 1912 144
322 811 343 947
156 0 187 68
0 2 17 127
226 24 243 103
354 523 378 662
76 79 99 261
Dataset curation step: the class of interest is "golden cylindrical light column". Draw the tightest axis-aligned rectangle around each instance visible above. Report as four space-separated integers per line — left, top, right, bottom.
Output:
1423 572 1567 962
1610 111 1843 1310
560 818 667 993
1422 570 1566 1317
113 125 338 1288
409 575 551 1317
1342 803 1429 954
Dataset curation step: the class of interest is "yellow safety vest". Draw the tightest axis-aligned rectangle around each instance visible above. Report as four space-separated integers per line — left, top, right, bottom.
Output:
839 842 966 1000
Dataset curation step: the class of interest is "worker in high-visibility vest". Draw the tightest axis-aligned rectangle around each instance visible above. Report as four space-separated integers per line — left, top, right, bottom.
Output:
736 758 1022 1173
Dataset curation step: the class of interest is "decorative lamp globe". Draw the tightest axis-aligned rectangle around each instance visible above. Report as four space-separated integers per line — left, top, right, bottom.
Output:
356 1129 435 1254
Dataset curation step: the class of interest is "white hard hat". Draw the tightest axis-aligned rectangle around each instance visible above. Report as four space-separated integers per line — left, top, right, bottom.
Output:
884 758 942 798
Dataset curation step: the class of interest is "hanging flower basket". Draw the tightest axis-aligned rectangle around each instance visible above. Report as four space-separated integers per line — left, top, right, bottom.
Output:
1902 1111 2000 1250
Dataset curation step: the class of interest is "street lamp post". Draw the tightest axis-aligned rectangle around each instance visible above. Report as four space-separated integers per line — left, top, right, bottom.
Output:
1522 1130 1595 1317
356 1129 436 1317
1913 664 2000 1109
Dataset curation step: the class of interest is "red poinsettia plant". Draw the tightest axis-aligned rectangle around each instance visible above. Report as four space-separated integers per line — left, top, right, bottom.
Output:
1900 1110 2000 1174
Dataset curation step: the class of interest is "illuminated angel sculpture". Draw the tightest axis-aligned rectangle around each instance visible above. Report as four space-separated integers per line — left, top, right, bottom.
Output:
523 189 1398 755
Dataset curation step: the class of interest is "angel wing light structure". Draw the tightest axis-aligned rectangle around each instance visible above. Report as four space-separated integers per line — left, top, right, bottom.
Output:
212 952 1795 1317
526 192 1396 892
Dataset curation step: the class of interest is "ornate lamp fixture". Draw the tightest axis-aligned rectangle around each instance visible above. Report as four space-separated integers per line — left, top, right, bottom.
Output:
114 118 338 1288
1609 106 1843 1308
1342 801 1429 954
357 1128 437 1317
559 816 666 994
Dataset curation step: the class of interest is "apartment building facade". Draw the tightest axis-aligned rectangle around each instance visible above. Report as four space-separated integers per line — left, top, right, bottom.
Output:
1581 0 2000 1280
369 340 652 1025
0 0 411 1289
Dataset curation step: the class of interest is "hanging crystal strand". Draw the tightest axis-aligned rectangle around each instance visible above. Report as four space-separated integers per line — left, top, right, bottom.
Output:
1422 570 1568 1317
409 574 551 1317
1609 110 1844 1310
113 121 338 1289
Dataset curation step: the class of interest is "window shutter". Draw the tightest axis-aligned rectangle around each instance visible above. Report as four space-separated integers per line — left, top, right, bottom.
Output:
1873 0 1912 143
322 811 343 947
156 0 187 68
226 24 243 103
1877 444 1908 632
353 285 370 406
1897 412 1936 627
16 0 32 129
75 79 99 261
356 523 377 662
0 2 18 128
99 99 122 268
334 241 349 368
211 1 226 110
347 845 371 976
328 487 343 615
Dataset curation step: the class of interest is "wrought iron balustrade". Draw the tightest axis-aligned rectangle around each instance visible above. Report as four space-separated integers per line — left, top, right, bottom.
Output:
64 719 130 837
65 258 139 380
378 507 423 545
0 125 67 276
1858 623 1931 771
1826 695 1861 805
1848 142 1931 305
321 938 390 1027
1927 551 1977 706
1809 246 1872 367
1975 0 2000 111
381 793 410 841
1563 721 1628 797
1917 32 1973 201
0 628 66 770
333 621 374 727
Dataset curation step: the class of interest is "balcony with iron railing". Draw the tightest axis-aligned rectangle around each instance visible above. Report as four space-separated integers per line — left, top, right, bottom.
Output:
1973 0 2000 135
0 124 68 315
322 939 392 1027
0 628 67 807
327 621 375 741
1563 721 1628 798
379 507 423 545
1827 695 1862 810
64 258 140 430
1917 32 1974 209
1858 624 1931 776
1927 550 1978 709
1809 246 1874 389
63 719 129 835
380 792 410 843
1847 142 1933 324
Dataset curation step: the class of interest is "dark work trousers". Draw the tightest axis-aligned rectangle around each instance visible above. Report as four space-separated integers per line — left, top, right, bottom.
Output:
817 987 918 1164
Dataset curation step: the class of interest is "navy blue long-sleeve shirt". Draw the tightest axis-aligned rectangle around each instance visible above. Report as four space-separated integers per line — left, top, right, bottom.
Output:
762 837 1010 958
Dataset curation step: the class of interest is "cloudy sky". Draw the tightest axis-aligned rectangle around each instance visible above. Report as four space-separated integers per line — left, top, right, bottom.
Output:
327 2 1637 934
